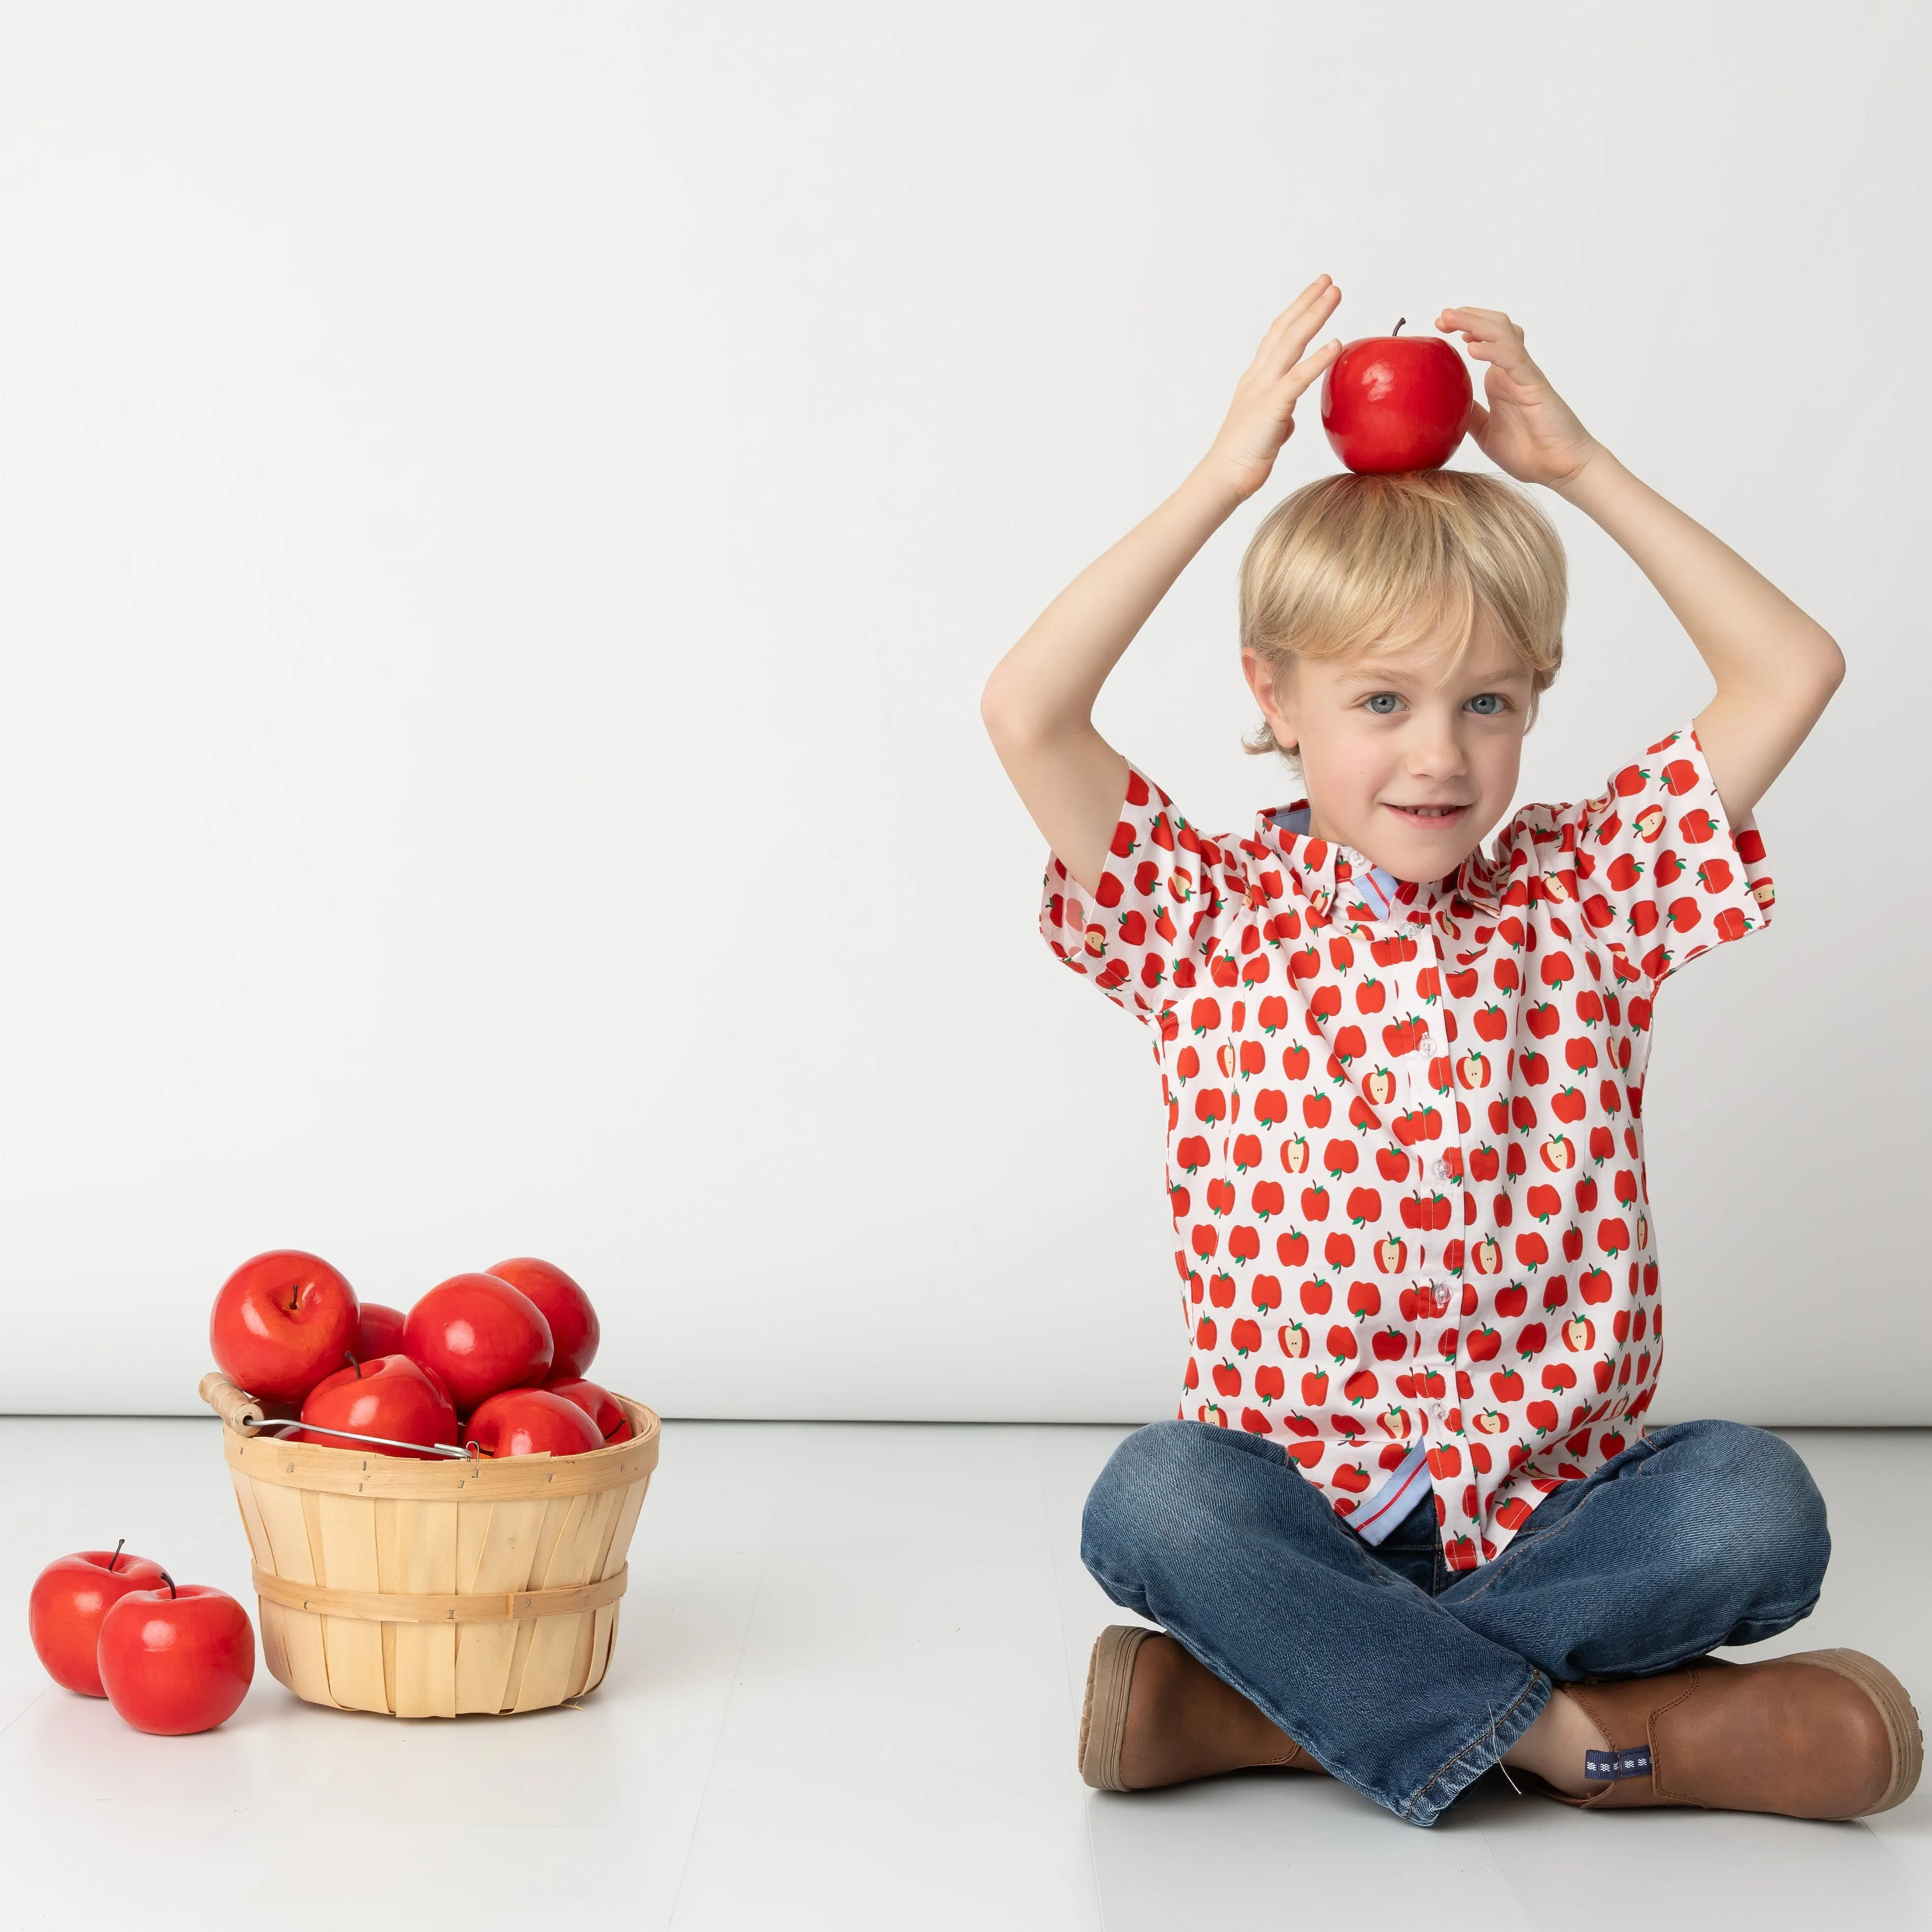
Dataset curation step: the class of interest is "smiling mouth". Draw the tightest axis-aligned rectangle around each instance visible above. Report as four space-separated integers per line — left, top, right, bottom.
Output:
1384 802 1469 824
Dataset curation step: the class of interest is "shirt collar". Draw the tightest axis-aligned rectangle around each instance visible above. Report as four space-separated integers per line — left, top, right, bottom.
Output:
1255 800 1505 925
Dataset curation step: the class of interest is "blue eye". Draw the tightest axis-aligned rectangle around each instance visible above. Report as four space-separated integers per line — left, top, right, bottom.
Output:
1364 693 1403 715
1466 693 1507 715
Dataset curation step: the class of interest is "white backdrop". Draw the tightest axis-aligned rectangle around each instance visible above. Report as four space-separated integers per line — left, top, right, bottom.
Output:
1 3 1924 1422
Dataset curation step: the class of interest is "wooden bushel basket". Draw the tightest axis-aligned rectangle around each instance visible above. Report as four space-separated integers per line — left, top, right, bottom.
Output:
199 1373 659 1718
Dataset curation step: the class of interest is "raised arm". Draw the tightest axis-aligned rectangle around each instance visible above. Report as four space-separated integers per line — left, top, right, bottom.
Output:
1438 306 1846 824
981 277 1346 895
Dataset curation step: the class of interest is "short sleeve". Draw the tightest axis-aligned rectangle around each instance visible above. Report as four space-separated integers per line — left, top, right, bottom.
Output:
1038 764 1243 1026
1565 723 1773 986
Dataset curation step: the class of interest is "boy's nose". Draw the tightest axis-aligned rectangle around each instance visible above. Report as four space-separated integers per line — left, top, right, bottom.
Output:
1405 722 1469 778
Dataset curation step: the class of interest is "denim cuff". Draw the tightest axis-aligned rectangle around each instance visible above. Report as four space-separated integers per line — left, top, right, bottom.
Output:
1402 1668 1551 1826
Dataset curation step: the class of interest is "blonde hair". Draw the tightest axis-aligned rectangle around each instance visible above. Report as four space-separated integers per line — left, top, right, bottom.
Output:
1238 468 1567 760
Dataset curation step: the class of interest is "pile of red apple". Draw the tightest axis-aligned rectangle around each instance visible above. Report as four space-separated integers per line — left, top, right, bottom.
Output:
30 1542 254 1736
210 1250 632 1459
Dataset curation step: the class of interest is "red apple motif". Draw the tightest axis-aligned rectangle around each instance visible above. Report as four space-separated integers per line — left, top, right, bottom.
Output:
209 1250 361 1404
96 1577 254 1734
403 1273 553 1415
29 1543 170 1696
464 1387 603 1458
295 1354 459 1457
1540 1131 1578 1169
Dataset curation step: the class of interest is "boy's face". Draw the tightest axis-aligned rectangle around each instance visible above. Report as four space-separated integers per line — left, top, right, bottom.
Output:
1243 604 1535 883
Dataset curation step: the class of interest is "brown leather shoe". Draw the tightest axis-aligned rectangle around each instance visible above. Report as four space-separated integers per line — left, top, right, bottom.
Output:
1078 1624 1325 1792
1530 1649 1922 1819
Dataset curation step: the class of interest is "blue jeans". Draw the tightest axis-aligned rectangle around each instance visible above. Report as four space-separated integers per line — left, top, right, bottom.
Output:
1081 1418 1830 1826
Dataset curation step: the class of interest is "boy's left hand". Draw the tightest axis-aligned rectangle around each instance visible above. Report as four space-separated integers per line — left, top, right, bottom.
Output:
1435 307 1601 490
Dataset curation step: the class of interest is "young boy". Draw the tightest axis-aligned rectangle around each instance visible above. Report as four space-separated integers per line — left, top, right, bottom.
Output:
979 275 1920 1825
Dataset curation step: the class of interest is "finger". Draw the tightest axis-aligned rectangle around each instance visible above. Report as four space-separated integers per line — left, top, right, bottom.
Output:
1270 275 1335 327
1439 312 1525 351
1260 279 1340 355
1441 317 1538 378
1275 337 1346 397
1441 322 1524 356
1464 338 1543 383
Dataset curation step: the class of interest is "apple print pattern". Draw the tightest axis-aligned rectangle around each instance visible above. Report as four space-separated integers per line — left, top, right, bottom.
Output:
1040 725 1772 1569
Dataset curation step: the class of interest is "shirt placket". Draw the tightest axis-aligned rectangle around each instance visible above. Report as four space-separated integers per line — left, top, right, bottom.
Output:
1369 922 1438 1498
1415 920 1466 1533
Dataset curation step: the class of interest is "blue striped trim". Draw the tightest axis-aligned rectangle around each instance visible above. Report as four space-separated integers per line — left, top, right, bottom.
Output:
1267 807 1400 920
1353 867 1398 921
1346 1442 1432 1545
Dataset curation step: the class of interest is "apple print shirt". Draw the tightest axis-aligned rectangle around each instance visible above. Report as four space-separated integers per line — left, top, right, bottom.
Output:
1040 725 1772 1569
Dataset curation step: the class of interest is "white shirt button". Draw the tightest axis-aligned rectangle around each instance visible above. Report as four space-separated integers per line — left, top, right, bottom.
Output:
1432 1157 1450 1182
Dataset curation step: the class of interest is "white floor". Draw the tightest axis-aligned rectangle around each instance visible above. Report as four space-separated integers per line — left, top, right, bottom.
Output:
3 1420 1929 1931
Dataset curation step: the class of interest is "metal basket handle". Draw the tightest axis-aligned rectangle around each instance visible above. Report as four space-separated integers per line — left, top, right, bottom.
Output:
198 1371 476 1459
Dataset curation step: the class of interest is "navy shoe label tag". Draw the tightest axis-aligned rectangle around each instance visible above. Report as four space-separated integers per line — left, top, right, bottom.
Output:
1584 1747 1652 1782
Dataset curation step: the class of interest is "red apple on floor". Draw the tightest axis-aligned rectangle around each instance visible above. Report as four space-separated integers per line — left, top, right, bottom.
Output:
28 1543 170 1696
97 1577 254 1735
1321 322 1473 474
295 1354 460 1457
355 1301 407 1361
486 1258 599 1379
403 1273 552 1415
464 1387 602 1459
544 1375 634 1445
209 1250 361 1404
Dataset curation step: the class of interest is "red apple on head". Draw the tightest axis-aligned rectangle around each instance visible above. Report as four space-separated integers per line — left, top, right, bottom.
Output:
295 1354 459 1458
486 1258 599 1379
28 1542 170 1696
403 1273 552 1416
544 1375 634 1446
1321 321 1473 473
464 1387 602 1459
97 1574 254 1735
209 1250 361 1404
356 1301 407 1361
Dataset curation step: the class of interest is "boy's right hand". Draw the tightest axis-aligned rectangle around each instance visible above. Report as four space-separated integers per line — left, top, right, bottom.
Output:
1204 277 1346 501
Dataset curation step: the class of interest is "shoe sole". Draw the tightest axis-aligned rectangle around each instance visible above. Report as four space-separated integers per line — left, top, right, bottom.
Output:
1791 1648 1925 1817
1078 1624 1151 1793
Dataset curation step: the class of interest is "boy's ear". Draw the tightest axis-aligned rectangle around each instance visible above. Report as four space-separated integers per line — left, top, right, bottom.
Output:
1241 648 1298 753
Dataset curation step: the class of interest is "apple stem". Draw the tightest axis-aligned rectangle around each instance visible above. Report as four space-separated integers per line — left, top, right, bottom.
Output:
159 1569 176 1600
1392 317 1406 336
107 1537 125 1574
